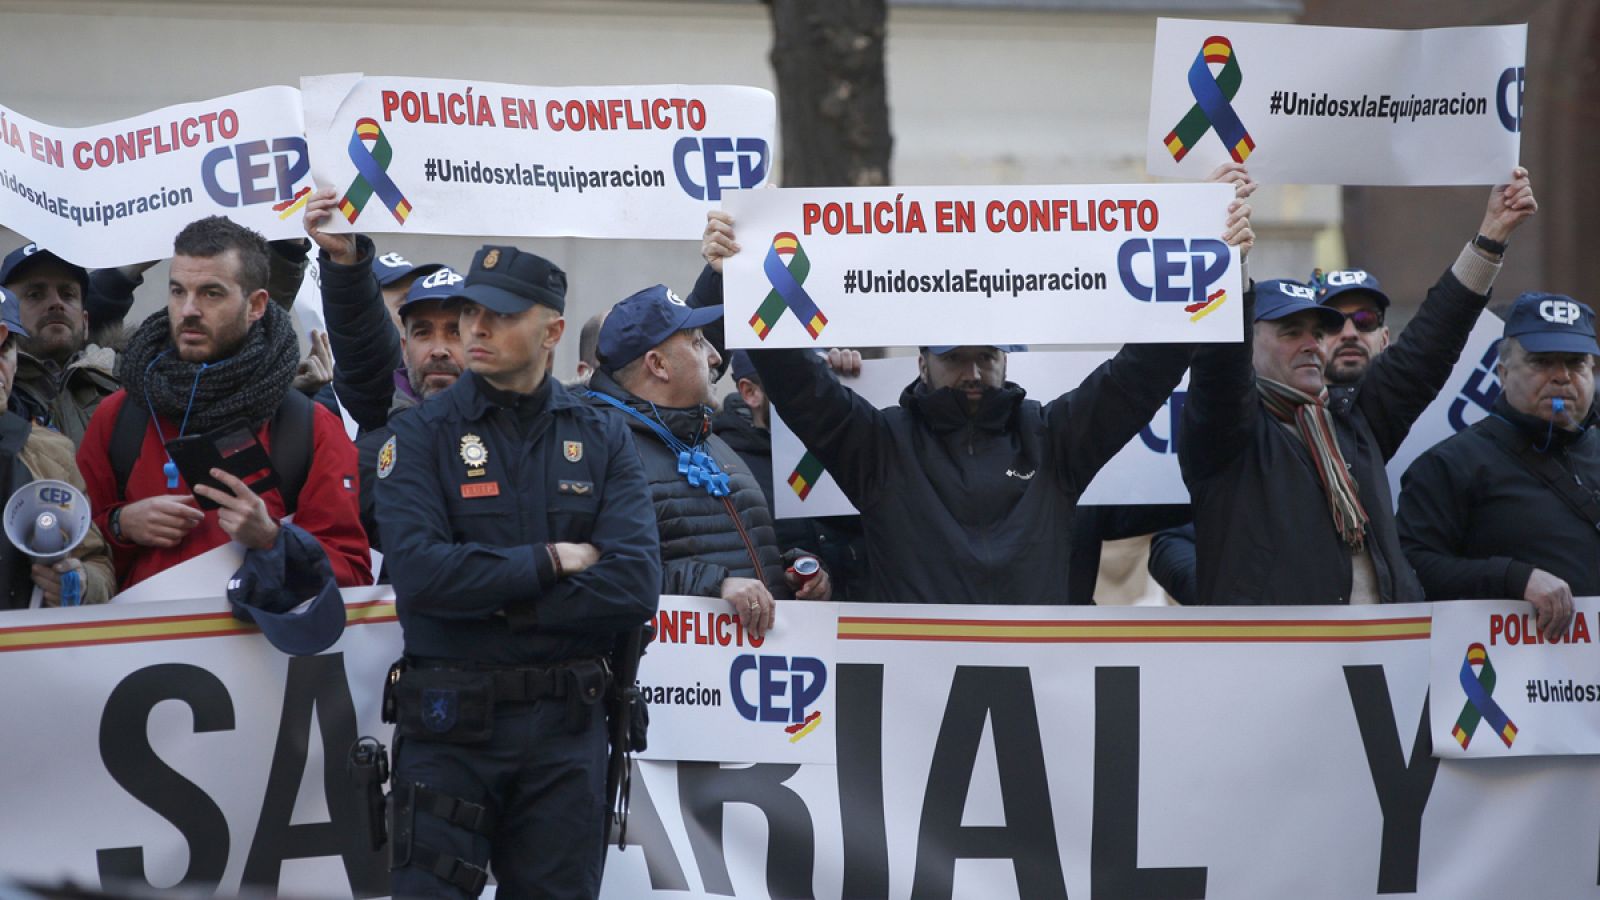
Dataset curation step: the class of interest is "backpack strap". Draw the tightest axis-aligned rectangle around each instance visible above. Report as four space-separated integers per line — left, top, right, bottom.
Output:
1479 416 1600 532
108 391 316 513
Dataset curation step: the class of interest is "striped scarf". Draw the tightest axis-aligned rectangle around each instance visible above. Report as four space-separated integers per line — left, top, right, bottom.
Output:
1256 377 1369 548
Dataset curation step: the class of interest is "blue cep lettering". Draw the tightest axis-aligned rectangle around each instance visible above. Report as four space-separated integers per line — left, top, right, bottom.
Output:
729 654 827 724
1116 238 1231 305
201 137 310 208
673 137 769 201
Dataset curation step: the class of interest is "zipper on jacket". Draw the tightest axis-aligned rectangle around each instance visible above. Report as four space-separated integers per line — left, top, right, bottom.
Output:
720 495 767 585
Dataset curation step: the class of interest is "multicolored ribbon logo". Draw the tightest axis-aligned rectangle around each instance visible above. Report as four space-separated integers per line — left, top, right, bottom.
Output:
339 118 413 225
1452 642 1518 749
750 232 827 341
1163 35 1256 164
787 451 825 500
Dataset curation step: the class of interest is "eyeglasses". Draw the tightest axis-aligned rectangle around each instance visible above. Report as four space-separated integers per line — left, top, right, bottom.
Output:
1334 309 1384 333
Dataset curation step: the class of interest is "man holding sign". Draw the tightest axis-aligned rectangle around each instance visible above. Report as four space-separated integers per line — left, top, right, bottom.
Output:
1180 170 1536 605
705 197 1253 604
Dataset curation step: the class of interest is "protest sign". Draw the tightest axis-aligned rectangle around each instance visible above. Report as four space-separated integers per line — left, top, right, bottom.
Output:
0 87 312 267
7 595 1600 898
769 352 1189 519
1146 19 1526 185
1430 597 1600 758
1386 310 1503 500
301 74 774 240
721 183 1242 349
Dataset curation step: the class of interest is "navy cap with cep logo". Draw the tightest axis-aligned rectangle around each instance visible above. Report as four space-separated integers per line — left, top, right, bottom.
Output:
1255 279 1347 330
598 284 723 372
927 345 1027 355
1314 268 1391 311
1504 292 1600 356
372 250 444 288
396 266 464 318
0 243 89 294
0 287 31 338
450 245 567 314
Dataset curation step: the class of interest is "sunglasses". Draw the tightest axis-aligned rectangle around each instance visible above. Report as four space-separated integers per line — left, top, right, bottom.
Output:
1334 309 1384 333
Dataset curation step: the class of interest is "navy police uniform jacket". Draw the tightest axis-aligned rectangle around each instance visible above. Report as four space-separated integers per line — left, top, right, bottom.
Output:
376 370 661 665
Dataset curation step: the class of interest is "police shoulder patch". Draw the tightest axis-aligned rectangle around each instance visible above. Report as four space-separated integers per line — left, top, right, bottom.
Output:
377 436 397 479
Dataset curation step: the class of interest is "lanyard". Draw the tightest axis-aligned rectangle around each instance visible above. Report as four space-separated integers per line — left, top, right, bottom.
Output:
587 391 731 497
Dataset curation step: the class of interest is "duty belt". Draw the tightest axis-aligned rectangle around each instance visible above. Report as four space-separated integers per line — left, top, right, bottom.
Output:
406 657 608 703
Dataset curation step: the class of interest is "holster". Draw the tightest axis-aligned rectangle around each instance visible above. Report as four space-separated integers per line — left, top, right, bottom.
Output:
394 668 496 744
563 657 611 733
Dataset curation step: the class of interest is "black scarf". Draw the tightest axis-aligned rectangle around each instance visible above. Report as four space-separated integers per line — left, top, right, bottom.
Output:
119 302 300 436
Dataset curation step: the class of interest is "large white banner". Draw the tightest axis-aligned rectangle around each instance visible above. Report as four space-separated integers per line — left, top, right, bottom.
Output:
5 595 1600 897
1430 598 1600 758
1146 20 1526 185
302 74 774 241
770 352 1189 519
721 183 1243 349
0 87 313 267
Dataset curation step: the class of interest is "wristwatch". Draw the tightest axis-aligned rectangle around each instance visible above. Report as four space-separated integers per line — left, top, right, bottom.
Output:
1473 233 1508 256
109 506 125 542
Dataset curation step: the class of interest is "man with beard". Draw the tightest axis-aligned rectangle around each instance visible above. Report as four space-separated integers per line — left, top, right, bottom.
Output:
77 216 370 591
1314 268 1392 387
353 267 466 553
1 244 119 446
1399 293 1600 639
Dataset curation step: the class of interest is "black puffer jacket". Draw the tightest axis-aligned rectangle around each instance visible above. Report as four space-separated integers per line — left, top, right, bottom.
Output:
587 370 789 600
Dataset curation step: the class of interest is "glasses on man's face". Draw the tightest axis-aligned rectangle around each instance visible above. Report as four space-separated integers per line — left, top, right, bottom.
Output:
1333 308 1384 333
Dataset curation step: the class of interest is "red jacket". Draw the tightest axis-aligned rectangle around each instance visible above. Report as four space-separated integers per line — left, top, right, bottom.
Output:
78 390 372 591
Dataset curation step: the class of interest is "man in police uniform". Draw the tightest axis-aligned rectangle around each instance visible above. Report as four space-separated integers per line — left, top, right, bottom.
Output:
1399 292 1600 639
375 244 661 898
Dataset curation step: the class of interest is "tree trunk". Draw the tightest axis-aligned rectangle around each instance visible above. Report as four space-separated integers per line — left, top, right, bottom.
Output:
767 0 893 188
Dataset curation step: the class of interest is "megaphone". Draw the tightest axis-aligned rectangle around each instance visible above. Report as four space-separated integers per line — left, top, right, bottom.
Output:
4 479 90 608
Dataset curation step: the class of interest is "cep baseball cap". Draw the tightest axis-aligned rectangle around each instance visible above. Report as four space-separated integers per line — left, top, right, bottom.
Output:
597 284 723 372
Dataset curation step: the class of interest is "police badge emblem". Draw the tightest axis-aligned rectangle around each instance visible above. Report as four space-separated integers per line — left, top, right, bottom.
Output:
421 688 458 733
460 433 489 476
483 248 500 269
376 436 397 479
564 440 583 463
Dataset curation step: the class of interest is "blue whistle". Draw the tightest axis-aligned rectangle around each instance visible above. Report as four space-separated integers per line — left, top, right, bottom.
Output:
1554 397 1566 414
163 460 180 489
61 569 82 607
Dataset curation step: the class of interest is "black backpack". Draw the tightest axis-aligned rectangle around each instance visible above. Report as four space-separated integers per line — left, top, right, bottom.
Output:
108 390 315 512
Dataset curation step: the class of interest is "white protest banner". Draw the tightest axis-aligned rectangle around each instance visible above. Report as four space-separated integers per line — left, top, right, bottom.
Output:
0 88 312 267
9 597 1600 898
1430 598 1600 758
301 74 774 241
721 183 1242 349
1386 309 1503 503
771 351 1189 519
639 595 838 764
1146 19 1526 185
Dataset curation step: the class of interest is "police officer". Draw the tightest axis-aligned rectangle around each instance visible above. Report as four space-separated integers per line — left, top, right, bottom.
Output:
1399 293 1600 639
375 244 661 898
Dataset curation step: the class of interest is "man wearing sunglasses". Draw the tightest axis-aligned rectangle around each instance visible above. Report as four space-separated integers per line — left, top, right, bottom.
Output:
1313 269 1391 386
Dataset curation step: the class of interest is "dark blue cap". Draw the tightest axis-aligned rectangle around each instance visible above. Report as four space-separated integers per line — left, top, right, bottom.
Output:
1314 268 1391 310
372 250 444 288
1255 279 1346 329
1504 292 1600 356
0 287 30 338
451 245 566 314
598 284 723 371
397 266 464 318
926 345 1027 355
227 525 346 656
1 243 88 294
728 350 758 384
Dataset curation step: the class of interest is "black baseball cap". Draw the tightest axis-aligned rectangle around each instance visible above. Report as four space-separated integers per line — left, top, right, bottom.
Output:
1504 292 1600 356
1314 268 1391 311
1 243 88 294
1255 279 1346 330
598 284 723 372
450 245 567 314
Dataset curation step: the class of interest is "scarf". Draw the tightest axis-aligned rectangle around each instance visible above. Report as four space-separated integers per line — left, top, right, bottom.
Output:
119 302 301 436
1257 376 1370 548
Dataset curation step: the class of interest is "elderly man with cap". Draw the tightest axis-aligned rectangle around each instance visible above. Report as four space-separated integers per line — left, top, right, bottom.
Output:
1398 293 1600 638
0 286 113 608
1180 170 1537 606
304 188 449 433
587 285 827 638
375 243 659 898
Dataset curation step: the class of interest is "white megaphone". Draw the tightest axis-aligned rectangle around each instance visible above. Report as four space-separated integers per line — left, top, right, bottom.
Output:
4 479 91 608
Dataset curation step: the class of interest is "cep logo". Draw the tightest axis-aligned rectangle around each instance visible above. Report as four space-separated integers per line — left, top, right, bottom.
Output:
729 654 825 724
1279 282 1317 301
666 288 686 307
37 485 74 506
1448 339 1502 432
378 252 414 269
201 137 310 208
1540 299 1581 325
1497 66 1525 133
418 268 462 290
1117 238 1231 305
673 137 769 201
1325 270 1372 288
1139 390 1189 454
